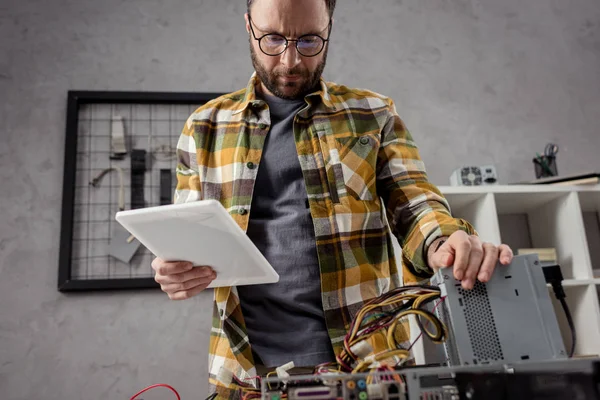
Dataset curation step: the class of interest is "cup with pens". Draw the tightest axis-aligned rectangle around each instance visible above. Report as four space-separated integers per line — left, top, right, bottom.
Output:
533 143 559 179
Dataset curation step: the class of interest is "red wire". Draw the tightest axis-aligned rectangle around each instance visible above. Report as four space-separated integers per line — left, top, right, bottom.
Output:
408 296 446 351
130 383 181 400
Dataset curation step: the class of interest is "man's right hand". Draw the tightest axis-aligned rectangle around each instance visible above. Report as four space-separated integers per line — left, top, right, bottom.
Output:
151 258 217 300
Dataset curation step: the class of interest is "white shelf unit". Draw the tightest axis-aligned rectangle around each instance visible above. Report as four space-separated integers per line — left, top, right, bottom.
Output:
408 185 600 361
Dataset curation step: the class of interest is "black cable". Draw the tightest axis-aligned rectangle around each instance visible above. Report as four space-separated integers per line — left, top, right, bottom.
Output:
559 296 576 357
413 307 446 343
543 264 576 358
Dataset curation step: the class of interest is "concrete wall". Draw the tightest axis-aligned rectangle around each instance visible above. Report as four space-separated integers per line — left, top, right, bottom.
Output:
1 0 599 399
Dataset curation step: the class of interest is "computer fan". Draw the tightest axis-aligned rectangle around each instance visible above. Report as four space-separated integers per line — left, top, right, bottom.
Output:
450 165 498 186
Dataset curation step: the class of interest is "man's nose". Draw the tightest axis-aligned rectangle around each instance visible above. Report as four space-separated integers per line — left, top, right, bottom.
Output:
280 43 302 69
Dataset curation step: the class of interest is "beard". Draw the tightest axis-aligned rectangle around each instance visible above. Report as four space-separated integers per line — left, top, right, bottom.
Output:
250 40 328 100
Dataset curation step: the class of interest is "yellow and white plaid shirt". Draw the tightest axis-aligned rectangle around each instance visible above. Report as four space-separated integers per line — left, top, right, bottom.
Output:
174 73 474 399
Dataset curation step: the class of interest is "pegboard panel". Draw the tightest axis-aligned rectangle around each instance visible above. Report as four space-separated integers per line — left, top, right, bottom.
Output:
59 92 223 291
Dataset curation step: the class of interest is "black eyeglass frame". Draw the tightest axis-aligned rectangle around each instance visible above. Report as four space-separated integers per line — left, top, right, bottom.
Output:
248 15 332 57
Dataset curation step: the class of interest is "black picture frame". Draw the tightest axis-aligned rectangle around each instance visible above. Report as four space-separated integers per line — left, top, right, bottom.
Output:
58 90 225 292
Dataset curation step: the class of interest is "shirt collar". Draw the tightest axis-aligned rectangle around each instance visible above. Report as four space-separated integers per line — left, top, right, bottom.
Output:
232 72 336 115
306 78 335 110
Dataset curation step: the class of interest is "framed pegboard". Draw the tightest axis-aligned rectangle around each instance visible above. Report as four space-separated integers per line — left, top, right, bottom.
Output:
58 91 224 291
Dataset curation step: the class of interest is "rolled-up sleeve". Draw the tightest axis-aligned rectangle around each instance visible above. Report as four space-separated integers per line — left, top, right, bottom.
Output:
376 100 475 278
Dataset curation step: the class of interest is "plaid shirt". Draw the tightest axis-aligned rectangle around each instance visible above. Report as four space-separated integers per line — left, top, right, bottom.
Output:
174 73 474 398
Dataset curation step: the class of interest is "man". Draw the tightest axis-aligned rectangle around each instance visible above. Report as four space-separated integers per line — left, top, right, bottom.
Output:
151 0 513 398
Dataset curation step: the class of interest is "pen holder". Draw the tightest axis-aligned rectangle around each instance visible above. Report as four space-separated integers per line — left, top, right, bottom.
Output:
533 155 558 179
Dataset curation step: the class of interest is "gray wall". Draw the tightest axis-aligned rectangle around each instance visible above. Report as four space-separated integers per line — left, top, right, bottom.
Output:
1 0 599 399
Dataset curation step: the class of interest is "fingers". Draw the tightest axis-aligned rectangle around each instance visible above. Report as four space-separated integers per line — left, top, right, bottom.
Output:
477 243 499 283
169 280 214 300
151 258 193 276
428 242 454 270
158 269 216 300
461 236 484 289
161 275 216 294
152 257 216 300
498 244 514 264
448 231 471 281
155 265 215 285
436 233 514 290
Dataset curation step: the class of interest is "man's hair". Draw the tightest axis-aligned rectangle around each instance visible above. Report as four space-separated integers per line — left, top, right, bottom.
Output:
247 0 337 18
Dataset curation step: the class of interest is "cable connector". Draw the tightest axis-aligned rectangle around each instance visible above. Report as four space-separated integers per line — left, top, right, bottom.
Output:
439 281 448 298
359 354 383 370
275 361 295 381
89 177 101 187
542 264 565 299
87 167 126 211
349 340 373 361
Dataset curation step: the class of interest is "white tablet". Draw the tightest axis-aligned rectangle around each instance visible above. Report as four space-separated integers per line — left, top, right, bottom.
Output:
115 200 279 288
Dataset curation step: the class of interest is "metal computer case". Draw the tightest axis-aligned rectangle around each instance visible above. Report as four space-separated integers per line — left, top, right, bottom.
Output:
428 254 567 366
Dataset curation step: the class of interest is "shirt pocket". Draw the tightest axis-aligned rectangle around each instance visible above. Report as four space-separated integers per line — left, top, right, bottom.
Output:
334 133 380 202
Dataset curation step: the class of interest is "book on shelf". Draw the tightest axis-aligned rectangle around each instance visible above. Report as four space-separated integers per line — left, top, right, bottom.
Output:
517 248 557 267
513 172 599 186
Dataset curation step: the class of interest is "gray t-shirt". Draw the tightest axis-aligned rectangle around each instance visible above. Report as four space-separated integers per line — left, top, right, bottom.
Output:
237 93 336 368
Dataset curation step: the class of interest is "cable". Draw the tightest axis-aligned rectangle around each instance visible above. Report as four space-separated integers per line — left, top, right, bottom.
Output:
543 264 576 357
238 287 448 399
129 383 181 400
335 285 447 372
407 296 447 351
351 349 410 373
559 296 576 358
89 167 125 211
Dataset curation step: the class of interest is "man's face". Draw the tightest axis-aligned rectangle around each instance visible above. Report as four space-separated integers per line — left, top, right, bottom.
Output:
245 0 331 100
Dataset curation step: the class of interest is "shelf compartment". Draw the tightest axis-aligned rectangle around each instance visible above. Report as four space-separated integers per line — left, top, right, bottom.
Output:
549 284 600 357
494 191 592 280
443 193 501 244
578 191 600 279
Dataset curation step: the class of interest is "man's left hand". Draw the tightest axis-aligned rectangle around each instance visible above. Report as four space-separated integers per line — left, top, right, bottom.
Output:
427 231 514 290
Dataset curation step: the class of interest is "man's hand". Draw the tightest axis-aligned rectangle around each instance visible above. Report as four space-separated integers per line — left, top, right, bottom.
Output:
427 231 513 290
151 258 217 300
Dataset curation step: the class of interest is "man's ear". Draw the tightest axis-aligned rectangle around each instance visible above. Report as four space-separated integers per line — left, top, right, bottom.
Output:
244 13 251 34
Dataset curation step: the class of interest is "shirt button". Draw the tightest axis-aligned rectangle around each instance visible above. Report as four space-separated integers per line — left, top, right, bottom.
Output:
219 309 224 317
238 209 247 215
359 136 370 145
258 123 267 129
246 162 255 170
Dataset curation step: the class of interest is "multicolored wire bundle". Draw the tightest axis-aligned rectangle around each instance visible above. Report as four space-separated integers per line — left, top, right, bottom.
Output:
336 285 447 373
132 286 448 399
232 284 448 398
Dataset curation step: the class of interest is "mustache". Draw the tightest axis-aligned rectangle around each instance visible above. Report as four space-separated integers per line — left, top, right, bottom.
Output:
274 68 308 77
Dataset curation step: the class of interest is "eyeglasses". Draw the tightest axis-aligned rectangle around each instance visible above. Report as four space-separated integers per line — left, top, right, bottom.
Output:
248 15 331 57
